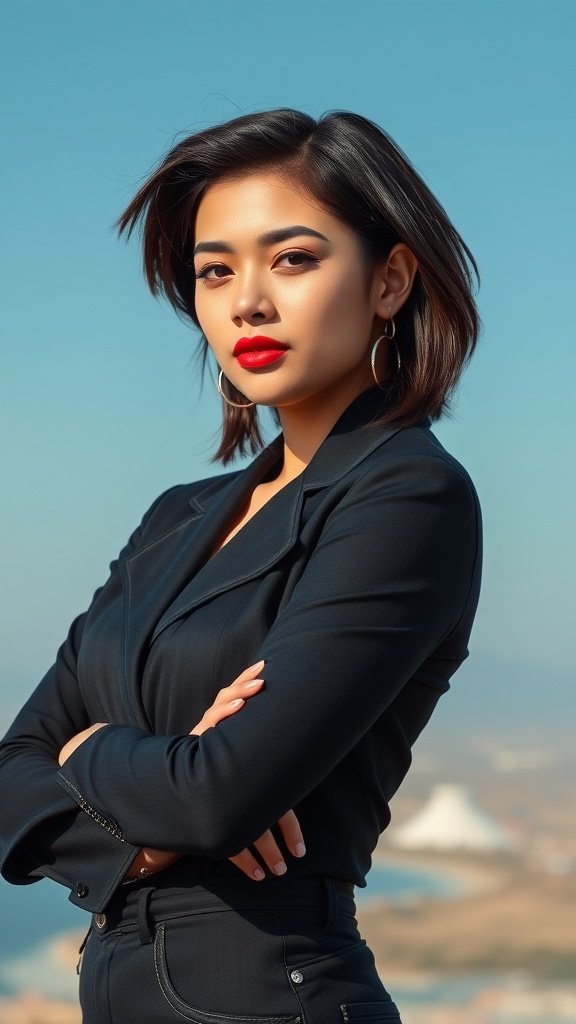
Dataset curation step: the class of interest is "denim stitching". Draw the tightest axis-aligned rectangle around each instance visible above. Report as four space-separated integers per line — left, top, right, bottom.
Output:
104 934 121 1024
153 923 300 1024
276 908 305 1024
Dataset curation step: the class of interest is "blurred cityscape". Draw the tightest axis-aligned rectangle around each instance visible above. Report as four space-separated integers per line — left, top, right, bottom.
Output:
1 729 575 1023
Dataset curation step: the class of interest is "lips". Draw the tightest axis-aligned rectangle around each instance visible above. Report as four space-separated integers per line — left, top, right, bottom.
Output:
232 335 290 371
233 336 289 356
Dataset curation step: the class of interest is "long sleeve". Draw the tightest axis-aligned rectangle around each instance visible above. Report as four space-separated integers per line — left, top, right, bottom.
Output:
0 485 180 912
56 455 482 861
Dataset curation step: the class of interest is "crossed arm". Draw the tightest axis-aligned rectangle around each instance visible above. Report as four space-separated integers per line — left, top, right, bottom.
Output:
56 662 307 884
0 456 480 913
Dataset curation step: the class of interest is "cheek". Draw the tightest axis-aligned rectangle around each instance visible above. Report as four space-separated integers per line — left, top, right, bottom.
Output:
302 275 367 336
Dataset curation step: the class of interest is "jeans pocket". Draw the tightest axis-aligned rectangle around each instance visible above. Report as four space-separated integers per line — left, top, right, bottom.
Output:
285 938 397 1024
154 920 302 1024
340 999 402 1022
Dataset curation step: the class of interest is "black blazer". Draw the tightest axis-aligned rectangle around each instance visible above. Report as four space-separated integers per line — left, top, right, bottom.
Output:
0 385 482 914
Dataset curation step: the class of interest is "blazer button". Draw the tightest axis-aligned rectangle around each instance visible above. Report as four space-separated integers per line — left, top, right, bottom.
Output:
75 882 89 899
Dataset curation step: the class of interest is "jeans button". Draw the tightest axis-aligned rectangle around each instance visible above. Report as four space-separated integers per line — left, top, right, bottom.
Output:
290 970 304 984
94 913 107 929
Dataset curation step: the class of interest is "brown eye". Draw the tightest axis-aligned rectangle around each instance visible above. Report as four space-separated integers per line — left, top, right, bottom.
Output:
195 264 230 281
277 251 319 269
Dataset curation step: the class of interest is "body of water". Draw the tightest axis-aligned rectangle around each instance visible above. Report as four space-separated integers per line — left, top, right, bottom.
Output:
355 859 464 905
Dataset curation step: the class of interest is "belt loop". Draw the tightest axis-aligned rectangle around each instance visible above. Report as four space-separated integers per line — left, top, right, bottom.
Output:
137 886 156 945
321 876 339 933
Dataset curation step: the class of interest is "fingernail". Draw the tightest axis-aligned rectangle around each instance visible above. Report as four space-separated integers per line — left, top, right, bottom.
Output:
274 860 287 875
294 842 306 857
230 699 244 706
253 867 265 880
246 679 263 687
249 660 265 671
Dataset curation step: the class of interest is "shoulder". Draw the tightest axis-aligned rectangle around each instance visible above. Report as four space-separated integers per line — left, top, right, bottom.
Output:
350 419 481 513
318 420 483 569
326 423 483 593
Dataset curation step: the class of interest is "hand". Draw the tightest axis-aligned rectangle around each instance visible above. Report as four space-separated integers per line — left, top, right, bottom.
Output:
192 659 307 880
58 722 108 767
124 845 181 880
188 658 267 736
125 809 307 881
227 808 306 881
126 660 307 882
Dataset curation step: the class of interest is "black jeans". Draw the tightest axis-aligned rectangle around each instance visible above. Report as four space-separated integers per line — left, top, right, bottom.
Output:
78 873 402 1023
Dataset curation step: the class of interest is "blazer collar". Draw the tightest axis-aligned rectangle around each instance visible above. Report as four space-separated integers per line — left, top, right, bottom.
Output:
191 383 429 506
299 382 421 488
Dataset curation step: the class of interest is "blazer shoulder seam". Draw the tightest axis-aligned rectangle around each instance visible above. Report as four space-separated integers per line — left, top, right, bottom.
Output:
350 437 479 498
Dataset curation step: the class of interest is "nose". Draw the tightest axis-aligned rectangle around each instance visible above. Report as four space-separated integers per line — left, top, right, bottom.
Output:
230 271 276 326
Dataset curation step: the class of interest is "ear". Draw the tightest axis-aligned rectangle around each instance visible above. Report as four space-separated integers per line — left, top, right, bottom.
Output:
372 244 419 319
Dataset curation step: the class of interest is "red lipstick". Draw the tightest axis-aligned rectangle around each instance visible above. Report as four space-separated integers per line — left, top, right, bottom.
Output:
233 335 289 370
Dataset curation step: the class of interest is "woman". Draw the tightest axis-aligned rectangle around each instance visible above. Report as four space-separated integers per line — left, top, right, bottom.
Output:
0 108 483 1023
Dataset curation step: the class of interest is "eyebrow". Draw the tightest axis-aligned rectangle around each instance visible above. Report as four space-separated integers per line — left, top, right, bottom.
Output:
193 225 330 257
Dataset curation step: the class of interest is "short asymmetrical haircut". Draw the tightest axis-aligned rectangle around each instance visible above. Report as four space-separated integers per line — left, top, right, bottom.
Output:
114 108 480 465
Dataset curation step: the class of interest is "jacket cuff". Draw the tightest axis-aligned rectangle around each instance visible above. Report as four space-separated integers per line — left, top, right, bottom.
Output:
55 722 151 833
64 826 140 912
57 770 126 842
2 807 140 914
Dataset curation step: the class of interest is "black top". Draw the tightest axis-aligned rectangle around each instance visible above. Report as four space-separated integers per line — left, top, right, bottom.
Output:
0 385 483 913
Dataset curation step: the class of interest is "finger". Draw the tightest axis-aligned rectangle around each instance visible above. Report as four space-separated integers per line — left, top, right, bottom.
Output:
58 723 107 766
216 661 265 702
226 678 264 702
228 849 267 882
251 829 289 876
235 659 265 681
142 847 176 866
190 694 251 735
277 810 307 859
142 848 180 872
213 680 264 712
202 696 247 727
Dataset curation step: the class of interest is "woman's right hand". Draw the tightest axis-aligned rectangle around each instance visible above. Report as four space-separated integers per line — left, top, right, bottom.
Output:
190 660 307 881
189 659 267 736
126 661 306 883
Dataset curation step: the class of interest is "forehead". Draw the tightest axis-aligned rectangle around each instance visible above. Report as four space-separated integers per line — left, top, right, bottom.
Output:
194 170 343 240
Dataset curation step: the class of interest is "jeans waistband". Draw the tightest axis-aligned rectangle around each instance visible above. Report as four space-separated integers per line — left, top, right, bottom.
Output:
92 874 356 942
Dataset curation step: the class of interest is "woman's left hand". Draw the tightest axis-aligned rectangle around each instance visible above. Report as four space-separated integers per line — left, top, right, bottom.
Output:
57 722 108 766
57 709 305 885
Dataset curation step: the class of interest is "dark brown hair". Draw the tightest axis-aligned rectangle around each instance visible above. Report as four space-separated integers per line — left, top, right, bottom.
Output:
114 108 480 465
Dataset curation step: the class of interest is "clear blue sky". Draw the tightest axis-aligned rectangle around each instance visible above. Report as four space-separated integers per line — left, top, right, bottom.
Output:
1 0 574 739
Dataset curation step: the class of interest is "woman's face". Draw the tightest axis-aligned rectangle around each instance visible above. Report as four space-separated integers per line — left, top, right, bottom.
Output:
192 170 389 412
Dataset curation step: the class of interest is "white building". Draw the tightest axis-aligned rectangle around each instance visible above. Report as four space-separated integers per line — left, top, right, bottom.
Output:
387 783 513 852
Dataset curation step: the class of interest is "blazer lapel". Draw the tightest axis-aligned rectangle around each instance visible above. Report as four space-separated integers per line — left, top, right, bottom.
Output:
119 436 285 725
120 385 430 726
148 454 305 646
148 387 415 643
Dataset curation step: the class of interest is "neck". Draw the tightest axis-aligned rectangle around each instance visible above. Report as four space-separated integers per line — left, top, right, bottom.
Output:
271 373 377 485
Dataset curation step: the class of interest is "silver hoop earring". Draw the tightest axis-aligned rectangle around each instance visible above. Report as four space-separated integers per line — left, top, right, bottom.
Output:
370 319 401 391
383 315 396 340
217 369 255 408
